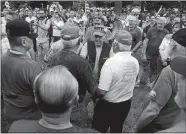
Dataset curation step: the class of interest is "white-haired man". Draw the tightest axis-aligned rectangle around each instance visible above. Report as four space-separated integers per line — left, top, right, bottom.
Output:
134 28 186 133
143 17 169 84
8 65 97 132
47 23 97 127
92 30 139 133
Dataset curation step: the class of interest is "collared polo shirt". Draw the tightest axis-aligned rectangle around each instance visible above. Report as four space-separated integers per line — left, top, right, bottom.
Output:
98 51 139 103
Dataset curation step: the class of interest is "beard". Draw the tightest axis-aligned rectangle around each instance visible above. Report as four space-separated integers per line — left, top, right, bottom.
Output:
95 40 102 47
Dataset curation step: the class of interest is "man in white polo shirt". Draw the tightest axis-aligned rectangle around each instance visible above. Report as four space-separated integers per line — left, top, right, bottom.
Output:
92 30 139 133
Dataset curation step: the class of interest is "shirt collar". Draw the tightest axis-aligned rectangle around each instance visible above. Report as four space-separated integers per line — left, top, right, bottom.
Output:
115 51 132 57
9 49 25 55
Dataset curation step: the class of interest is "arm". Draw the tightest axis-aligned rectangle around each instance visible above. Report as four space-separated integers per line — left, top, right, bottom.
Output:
142 38 149 58
93 62 112 101
81 61 97 95
132 28 143 52
132 41 142 52
134 100 163 131
135 67 173 132
80 42 88 58
159 37 167 62
35 19 51 31
53 21 63 30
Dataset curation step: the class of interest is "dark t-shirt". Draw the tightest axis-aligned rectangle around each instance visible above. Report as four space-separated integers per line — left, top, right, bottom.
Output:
9 120 98 133
125 26 142 49
143 23 156 35
1 50 42 121
164 22 173 34
49 50 97 102
146 27 169 56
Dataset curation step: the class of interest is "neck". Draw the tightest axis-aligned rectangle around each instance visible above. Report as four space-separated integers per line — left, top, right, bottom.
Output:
40 108 72 129
114 49 130 54
10 46 27 54
66 45 79 54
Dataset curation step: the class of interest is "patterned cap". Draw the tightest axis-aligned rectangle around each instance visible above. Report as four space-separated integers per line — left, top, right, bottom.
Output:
61 23 80 40
114 30 132 46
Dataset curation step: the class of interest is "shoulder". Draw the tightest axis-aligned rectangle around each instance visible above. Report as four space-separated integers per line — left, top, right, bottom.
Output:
163 28 169 34
148 26 156 32
51 39 63 49
23 59 41 70
165 34 173 39
158 65 176 82
9 120 38 133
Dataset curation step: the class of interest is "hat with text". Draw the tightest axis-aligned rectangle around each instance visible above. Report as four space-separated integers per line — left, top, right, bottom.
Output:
61 23 80 40
93 25 105 37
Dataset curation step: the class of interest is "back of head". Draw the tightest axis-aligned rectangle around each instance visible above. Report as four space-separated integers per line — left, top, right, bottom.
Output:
113 30 133 51
5 10 19 22
34 65 78 114
61 23 80 49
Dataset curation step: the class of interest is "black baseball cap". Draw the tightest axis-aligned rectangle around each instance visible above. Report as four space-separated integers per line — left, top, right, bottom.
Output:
170 57 186 77
6 19 37 38
172 28 186 48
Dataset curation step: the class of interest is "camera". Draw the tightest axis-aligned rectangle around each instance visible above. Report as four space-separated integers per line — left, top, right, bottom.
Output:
31 20 35 24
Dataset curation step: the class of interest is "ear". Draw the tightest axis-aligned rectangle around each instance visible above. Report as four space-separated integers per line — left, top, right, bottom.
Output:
21 38 26 46
71 95 79 107
33 90 39 104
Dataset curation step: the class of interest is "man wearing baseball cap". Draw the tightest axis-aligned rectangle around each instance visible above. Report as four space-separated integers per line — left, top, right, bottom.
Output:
2 19 42 122
44 23 82 62
47 23 97 127
80 26 112 81
135 28 186 133
92 30 139 133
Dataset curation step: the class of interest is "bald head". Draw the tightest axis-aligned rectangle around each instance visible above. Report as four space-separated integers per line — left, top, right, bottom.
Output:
34 65 78 114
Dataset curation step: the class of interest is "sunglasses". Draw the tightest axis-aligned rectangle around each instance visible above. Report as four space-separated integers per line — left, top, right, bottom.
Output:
95 35 102 39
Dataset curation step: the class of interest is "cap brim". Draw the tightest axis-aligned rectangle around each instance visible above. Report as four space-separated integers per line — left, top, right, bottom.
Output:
28 33 38 39
170 57 186 76
93 31 105 37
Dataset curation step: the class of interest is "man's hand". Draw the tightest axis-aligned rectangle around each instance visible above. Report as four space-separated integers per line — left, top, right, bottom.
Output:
162 61 167 66
33 21 39 27
92 94 99 104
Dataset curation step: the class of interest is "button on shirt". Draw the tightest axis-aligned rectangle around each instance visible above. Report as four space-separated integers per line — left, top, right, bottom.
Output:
98 52 139 103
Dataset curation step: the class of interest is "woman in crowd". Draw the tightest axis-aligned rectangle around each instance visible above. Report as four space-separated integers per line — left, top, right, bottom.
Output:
51 12 64 43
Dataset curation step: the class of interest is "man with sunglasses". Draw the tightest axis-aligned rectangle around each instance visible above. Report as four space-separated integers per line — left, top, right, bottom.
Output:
84 16 111 43
80 26 112 82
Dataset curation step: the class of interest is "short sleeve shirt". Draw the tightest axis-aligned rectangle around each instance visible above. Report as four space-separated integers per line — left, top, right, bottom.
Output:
99 52 139 103
125 26 142 49
2 51 42 121
146 27 169 56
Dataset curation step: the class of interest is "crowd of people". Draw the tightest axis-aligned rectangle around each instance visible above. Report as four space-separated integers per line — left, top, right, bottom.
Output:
1 1 186 133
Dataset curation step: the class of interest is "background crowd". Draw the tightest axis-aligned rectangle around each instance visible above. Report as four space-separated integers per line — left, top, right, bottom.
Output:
1 1 186 133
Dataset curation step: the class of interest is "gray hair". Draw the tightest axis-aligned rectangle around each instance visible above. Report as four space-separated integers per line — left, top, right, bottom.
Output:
34 65 78 114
